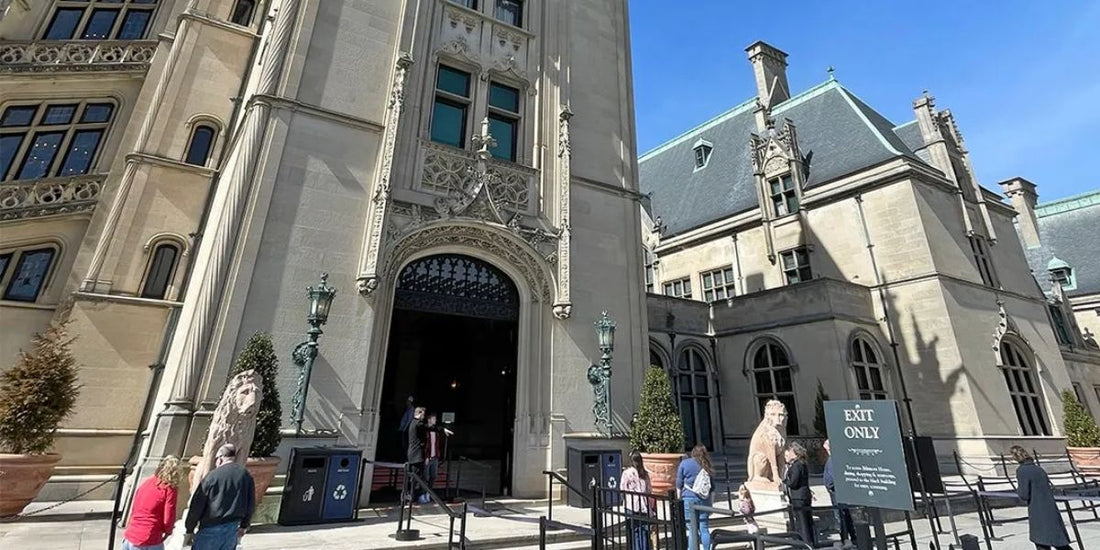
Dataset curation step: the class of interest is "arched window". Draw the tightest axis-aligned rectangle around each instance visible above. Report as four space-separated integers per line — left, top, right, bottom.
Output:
184 124 216 166
851 336 889 400
751 339 799 434
676 347 713 450
231 0 256 25
999 340 1050 436
649 347 664 369
141 243 179 299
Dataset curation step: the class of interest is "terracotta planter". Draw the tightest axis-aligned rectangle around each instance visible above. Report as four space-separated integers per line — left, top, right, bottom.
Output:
0 453 62 516
1067 447 1100 472
642 452 684 496
189 455 280 505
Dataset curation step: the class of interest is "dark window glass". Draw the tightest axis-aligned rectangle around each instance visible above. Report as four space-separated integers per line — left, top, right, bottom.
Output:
430 99 467 148
81 104 115 124
0 135 24 178
488 114 516 161
58 129 104 176
44 8 84 40
231 0 256 26
456 0 478 8
495 0 522 27
82 9 121 40
141 244 179 299
42 105 77 125
184 125 216 166
16 132 65 180
117 10 151 39
1 106 37 127
489 83 519 112
3 248 56 302
0 253 11 282
437 66 471 97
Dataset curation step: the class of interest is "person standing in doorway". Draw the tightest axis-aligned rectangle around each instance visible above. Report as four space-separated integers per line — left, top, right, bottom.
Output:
823 439 855 544
123 455 186 550
782 442 814 546
424 413 447 493
184 444 255 550
677 444 713 550
407 406 453 504
620 451 654 550
398 395 415 458
1011 445 1072 550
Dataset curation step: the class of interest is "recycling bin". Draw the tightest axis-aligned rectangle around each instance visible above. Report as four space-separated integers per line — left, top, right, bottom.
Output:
566 447 622 508
278 447 363 525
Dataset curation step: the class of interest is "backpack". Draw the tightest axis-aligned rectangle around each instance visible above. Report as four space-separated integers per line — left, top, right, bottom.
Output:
689 468 712 499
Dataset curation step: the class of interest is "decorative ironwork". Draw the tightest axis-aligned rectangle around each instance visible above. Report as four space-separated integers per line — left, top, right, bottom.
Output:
0 174 105 221
0 40 157 73
395 254 519 321
291 273 337 434
588 311 616 436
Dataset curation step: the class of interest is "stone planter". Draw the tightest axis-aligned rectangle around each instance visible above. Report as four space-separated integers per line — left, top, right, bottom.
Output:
642 452 683 496
1067 447 1100 472
189 456 281 506
0 453 62 516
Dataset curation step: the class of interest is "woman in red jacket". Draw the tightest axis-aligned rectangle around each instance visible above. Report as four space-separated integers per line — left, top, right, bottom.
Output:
123 455 186 550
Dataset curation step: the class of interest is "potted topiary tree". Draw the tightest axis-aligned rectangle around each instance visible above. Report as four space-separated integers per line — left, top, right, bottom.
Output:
1062 390 1100 470
630 365 686 495
0 321 80 516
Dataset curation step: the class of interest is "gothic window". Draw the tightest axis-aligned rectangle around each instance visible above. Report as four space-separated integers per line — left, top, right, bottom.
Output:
851 337 889 400
1 246 57 302
488 82 520 162
1049 304 1072 346
780 248 812 285
43 0 158 40
751 339 799 435
140 242 179 299
1073 383 1091 415
701 267 735 302
676 347 714 450
230 0 255 25
692 138 713 170
184 124 217 166
769 174 798 216
663 277 691 299
643 248 656 294
495 0 522 27
649 347 664 369
969 235 997 287
431 66 471 149
395 254 519 321
1 101 114 181
999 340 1049 436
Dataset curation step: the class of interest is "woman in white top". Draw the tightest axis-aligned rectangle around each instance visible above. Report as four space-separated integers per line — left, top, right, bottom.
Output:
620 451 653 550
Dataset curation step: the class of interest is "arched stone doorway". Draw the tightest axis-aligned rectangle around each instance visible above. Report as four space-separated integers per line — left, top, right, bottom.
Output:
377 253 520 496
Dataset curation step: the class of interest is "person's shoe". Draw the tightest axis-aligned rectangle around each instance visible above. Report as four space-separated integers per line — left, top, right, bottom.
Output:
418 494 430 504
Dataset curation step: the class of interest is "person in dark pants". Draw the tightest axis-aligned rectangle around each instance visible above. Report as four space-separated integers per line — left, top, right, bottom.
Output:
398 395 415 458
424 413 446 492
823 439 855 544
782 442 815 546
184 444 255 550
407 406 453 504
1011 445 1072 550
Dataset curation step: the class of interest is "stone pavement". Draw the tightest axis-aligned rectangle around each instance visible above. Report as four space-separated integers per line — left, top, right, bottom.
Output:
2 498 1099 549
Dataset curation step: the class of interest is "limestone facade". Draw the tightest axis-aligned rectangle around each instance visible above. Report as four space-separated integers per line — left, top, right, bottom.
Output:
1 0 646 503
639 42 1100 472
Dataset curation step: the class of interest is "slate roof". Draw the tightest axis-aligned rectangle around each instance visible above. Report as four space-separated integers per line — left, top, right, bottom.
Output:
639 79 926 236
1023 191 1100 298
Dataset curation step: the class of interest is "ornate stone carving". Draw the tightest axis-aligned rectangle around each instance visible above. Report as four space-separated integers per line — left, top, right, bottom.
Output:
554 108 574 318
745 399 789 491
0 174 104 220
356 53 413 296
992 298 1015 352
418 140 536 215
0 40 157 73
191 370 262 493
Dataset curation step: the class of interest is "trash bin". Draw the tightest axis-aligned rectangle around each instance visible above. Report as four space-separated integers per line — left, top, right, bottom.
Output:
566 447 622 508
278 447 363 526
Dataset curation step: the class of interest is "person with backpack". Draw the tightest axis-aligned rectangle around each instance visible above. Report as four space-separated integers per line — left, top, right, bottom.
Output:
620 451 654 550
677 444 713 550
782 442 814 546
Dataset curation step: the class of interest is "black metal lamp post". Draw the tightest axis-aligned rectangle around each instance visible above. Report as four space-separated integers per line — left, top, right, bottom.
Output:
588 311 616 435
291 272 337 435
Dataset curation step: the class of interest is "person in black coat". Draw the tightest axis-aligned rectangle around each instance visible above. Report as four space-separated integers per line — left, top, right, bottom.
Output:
407 406 454 504
1011 446 1071 550
782 442 815 546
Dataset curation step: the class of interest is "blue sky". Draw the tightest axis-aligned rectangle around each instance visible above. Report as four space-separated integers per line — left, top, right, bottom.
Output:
629 1 1100 203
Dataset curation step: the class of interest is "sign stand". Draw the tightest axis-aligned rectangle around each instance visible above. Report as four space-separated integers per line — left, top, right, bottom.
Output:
867 507 888 550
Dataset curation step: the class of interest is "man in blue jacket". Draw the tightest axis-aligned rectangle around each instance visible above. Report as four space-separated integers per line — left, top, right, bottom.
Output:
823 439 855 543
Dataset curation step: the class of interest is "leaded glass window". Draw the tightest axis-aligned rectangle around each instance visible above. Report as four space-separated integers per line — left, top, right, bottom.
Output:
769 174 798 216
43 0 158 40
184 124 216 166
851 337 888 400
999 340 1049 436
663 277 691 299
431 66 471 149
495 0 522 27
701 267 735 302
488 82 520 161
752 339 799 435
1 101 114 181
676 348 713 450
2 247 57 302
780 248 812 285
141 243 179 299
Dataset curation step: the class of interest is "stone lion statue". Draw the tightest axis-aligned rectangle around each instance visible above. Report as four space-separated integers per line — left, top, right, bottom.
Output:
745 399 788 490
191 370 262 493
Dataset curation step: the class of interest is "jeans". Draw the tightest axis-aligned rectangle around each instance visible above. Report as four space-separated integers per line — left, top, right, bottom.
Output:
682 496 710 550
122 541 164 550
626 510 651 550
193 521 239 550
425 458 439 492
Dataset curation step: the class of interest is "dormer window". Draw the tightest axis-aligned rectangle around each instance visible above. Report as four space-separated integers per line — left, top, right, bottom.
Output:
769 174 798 216
692 138 713 171
1048 256 1075 290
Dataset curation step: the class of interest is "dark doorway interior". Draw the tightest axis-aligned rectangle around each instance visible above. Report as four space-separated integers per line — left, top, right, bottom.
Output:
376 254 520 498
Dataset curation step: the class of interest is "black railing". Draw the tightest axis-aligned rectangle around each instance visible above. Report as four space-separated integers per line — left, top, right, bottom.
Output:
396 465 468 548
591 485 686 550
542 469 589 522
454 456 491 512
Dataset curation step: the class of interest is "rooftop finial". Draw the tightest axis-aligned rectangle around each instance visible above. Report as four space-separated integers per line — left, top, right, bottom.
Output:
826 65 835 80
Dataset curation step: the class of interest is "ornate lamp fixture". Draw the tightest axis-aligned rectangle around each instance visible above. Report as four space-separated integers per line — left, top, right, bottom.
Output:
290 272 337 434
588 311 616 435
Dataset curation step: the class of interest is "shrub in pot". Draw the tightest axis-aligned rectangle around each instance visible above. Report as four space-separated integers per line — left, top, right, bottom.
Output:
630 365 686 495
0 322 81 516
1062 390 1100 470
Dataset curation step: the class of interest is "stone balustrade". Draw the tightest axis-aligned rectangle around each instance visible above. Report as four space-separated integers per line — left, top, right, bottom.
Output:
0 40 158 72
0 174 106 221
418 140 539 215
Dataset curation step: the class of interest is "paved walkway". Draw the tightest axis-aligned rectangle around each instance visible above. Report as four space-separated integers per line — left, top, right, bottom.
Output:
2 498 1099 549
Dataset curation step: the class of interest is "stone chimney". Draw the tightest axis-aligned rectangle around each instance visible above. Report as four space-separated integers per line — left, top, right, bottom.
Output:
999 177 1041 248
745 41 790 109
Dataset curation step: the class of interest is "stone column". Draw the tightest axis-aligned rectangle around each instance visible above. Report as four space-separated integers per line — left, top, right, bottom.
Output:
552 108 572 319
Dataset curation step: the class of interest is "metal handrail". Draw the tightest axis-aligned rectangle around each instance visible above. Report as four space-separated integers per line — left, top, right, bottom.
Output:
453 456 490 511
397 467 468 548
543 469 590 521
